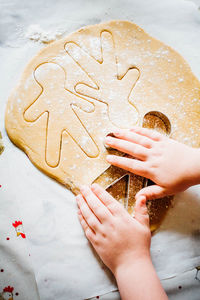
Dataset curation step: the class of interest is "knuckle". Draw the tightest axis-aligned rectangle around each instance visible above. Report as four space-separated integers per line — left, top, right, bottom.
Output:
145 160 153 170
140 137 147 145
92 234 99 245
141 167 150 177
111 203 122 215
99 228 107 238
88 217 96 228
86 231 96 243
95 207 104 219
108 202 118 211
107 203 114 211
108 220 115 231
154 132 162 141
150 147 158 157
91 203 99 212
144 141 152 149
141 149 148 159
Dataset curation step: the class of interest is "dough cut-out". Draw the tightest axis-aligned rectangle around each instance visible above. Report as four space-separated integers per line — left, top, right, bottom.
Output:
24 62 99 167
65 31 140 128
5 21 200 230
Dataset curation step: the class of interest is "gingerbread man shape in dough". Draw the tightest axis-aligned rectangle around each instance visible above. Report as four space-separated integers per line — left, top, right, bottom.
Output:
24 63 99 167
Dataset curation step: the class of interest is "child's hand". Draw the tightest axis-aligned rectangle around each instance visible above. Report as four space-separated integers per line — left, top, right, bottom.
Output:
105 126 200 200
76 184 151 275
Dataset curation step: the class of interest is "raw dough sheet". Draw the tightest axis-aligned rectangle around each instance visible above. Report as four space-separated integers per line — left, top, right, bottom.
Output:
1 0 200 299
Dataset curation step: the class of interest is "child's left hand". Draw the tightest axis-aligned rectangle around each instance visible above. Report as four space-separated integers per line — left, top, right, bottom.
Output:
76 184 151 275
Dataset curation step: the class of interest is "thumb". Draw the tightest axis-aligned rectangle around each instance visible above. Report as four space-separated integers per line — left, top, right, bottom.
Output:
135 185 167 201
134 195 149 227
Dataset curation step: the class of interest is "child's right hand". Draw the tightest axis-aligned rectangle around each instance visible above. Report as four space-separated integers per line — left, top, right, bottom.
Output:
105 126 200 200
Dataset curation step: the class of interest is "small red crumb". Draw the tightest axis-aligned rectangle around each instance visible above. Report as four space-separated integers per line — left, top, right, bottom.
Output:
0 185 1 187
96 297 99 299
6 237 10 241
178 286 182 289
1 269 4 272
15 292 19 296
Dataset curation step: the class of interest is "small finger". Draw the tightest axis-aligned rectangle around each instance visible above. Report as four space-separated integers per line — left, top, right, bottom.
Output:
76 194 100 232
78 211 96 242
80 185 112 222
131 126 163 141
91 183 125 216
134 195 149 227
135 185 168 201
112 128 152 148
106 155 150 178
105 136 148 160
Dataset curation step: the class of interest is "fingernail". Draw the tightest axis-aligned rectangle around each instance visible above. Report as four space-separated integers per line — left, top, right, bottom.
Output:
105 136 112 144
106 155 113 162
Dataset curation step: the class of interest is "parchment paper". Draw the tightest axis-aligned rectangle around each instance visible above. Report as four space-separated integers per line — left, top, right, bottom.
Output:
1 0 200 299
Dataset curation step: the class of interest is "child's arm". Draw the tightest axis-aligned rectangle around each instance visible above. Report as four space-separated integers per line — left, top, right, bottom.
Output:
105 126 200 200
76 185 168 300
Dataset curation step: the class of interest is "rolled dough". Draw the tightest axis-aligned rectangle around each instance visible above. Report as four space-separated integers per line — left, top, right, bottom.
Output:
0 132 4 155
5 21 200 230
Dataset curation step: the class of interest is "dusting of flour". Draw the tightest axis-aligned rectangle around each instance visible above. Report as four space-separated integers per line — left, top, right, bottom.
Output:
25 24 64 44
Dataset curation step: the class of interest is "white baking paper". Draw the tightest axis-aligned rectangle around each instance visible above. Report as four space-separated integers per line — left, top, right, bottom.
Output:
1 0 200 299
